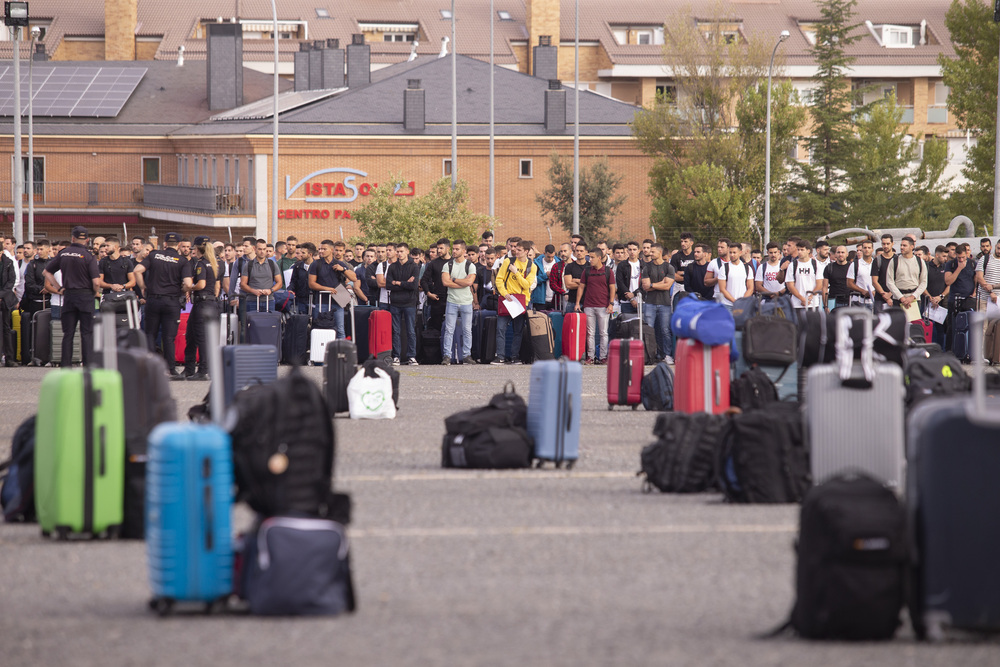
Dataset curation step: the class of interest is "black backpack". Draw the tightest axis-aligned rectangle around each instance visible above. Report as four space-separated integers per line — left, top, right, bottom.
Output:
442 382 533 469
362 357 400 408
0 415 36 522
229 367 348 522
784 474 905 640
717 403 811 504
904 353 971 408
730 368 779 411
640 361 674 411
639 413 726 493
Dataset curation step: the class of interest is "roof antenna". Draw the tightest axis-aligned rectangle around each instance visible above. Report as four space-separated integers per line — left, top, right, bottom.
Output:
177 45 185 67
438 36 449 59
408 39 420 62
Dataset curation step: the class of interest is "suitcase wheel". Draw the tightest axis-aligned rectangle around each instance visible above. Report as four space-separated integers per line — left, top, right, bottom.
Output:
631 405 638 411
151 597 175 617
607 404 613 411
565 460 575 470
40 529 50 538
55 526 70 541
534 459 544 469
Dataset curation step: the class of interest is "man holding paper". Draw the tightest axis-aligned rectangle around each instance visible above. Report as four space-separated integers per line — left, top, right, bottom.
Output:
885 237 927 322
491 241 537 365
923 245 950 348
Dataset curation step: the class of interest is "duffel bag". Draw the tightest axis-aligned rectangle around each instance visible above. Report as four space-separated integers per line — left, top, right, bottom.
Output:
731 296 759 330
671 299 735 347
743 316 797 366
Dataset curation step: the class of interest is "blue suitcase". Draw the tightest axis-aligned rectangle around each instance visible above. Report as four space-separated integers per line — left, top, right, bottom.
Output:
952 310 972 361
247 309 282 351
547 312 564 359
527 359 582 468
222 345 278 408
146 422 233 614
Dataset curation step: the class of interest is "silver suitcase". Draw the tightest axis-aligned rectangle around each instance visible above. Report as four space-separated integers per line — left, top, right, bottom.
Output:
806 308 905 491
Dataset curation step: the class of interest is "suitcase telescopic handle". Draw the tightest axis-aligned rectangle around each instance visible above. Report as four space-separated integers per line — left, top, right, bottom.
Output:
98 426 106 477
204 484 214 551
713 370 721 406
566 396 573 431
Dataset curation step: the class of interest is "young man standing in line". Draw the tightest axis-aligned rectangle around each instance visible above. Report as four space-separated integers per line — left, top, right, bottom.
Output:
616 241 645 316
386 242 420 365
562 242 589 314
846 239 877 311
924 245 950 348
574 248 616 365
823 245 853 310
785 240 825 311
717 242 754 310
492 240 537 365
440 240 478 365
641 243 676 363
755 242 787 300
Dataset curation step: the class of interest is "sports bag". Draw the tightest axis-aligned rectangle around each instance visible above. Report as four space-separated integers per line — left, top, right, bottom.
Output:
731 296 759 330
442 382 533 469
903 353 970 408
730 369 779 412
718 403 810 504
743 316 797 366
785 474 905 640
641 362 675 411
0 415 36 522
671 298 735 347
639 413 726 493
758 294 794 319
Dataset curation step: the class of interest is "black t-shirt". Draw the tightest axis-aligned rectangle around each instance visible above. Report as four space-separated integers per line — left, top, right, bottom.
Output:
944 258 977 304
308 257 352 290
926 260 947 298
141 248 188 298
190 258 217 298
564 261 587 304
44 243 100 290
421 256 450 298
873 253 894 294
684 263 713 300
641 261 676 306
823 262 851 299
98 255 133 294
669 250 695 285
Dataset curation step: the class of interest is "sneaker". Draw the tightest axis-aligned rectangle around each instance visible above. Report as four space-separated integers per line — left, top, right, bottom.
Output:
595 358 606 366
392 357 401 366
441 358 451 366
462 356 477 365
168 372 186 381
407 358 419 366
583 358 594 366
490 357 507 365
187 373 208 382
510 359 523 365
663 355 674 365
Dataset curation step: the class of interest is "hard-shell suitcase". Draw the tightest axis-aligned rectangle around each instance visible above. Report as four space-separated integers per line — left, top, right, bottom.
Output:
50 315 83 365
908 319 930 345
527 359 582 467
547 311 563 359
607 338 644 409
419 327 443 365
368 309 392 361
478 314 498 363
221 302 239 347
562 312 587 361
309 329 337 366
282 313 310 366
674 338 730 414
907 312 1000 641
35 367 125 538
175 312 192 364
347 304 374 361
12 308 20 361
31 308 51 366
222 344 278 407
324 339 358 414
952 309 972 362
525 310 555 361
247 304 282 352
806 308 905 491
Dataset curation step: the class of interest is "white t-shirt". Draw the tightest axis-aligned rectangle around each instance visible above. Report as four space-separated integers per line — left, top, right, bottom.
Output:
542 257 557 301
755 261 785 294
786 258 822 308
627 260 641 295
375 261 390 303
815 257 831 277
846 256 875 299
718 261 751 306
976 254 1000 298
51 270 63 307
706 258 729 300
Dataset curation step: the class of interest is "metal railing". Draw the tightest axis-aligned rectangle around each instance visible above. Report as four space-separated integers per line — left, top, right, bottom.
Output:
3 182 255 215
6 182 144 207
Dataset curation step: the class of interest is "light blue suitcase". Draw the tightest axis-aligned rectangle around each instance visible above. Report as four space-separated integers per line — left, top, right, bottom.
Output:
547 311 563 359
732 331 798 400
222 344 278 408
146 422 233 615
527 359 582 468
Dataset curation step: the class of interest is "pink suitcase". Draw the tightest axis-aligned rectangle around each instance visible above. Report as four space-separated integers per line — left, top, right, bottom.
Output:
673 338 730 414
562 312 587 361
607 339 644 409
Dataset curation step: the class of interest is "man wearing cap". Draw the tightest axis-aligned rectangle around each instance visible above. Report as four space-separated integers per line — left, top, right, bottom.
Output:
133 231 188 378
42 226 101 367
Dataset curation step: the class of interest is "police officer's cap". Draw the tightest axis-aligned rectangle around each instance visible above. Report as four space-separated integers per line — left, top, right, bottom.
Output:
164 232 182 243
71 225 88 239
193 235 211 246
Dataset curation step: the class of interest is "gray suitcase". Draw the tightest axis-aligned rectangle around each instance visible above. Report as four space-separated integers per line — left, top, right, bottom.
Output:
806 308 905 491
221 344 278 408
50 316 83 365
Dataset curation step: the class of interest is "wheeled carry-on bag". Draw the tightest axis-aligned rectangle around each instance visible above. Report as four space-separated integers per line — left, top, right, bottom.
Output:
525 310 555 361
547 311 563 359
175 312 192 364
347 304 374 361
246 296 283 350
309 293 338 365
952 309 972 362
35 315 125 539
673 338 730 414
562 312 587 361
282 297 309 366
907 312 1000 641
607 338 644 410
31 305 52 366
324 338 358 414
220 301 239 347
806 308 905 491
222 344 279 408
473 310 498 363
147 320 234 615
368 309 393 361
527 359 582 468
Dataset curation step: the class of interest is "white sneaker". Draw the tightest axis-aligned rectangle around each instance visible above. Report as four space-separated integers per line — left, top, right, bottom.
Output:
392 357 401 366
407 358 419 366
663 355 674 365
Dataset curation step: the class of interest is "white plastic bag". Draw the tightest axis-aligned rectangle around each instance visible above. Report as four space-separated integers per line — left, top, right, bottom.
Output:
347 366 397 420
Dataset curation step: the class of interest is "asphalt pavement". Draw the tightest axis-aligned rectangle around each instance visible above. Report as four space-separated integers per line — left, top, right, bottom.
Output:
1 362 997 666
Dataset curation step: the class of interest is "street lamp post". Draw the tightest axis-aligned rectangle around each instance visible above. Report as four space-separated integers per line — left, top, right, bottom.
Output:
450 0 457 190
572 0 579 236
270 0 279 245
993 7 1000 236
28 24 37 242
5 2 29 244
764 30 789 247
488 0 494 218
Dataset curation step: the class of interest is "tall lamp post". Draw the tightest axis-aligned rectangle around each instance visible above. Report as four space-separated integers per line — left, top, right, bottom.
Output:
572 0 579 236
764 30 789 247
450 0 457 190
488 0 494 218
28 24 37 242
270 0 279 244
993 2 1000 236
5 2 28 244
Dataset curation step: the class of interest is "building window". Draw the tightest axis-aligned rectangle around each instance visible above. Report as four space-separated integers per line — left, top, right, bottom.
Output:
442 159 453 177
611 25 665 46
497 10 512 21
315 8 330 19
383 33 415 42
19 156 44 199
655 83 676 104
698 22 742 45
880 24 915 48
440 9 452 19
519 159 533 178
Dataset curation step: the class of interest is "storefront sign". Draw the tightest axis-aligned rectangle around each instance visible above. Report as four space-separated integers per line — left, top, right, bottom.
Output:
285 168 415 203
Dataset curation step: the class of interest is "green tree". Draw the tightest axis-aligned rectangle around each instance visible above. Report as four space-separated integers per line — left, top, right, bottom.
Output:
940 0 1000 224
535 153 626 243
351 177 492 249
791 0 863 237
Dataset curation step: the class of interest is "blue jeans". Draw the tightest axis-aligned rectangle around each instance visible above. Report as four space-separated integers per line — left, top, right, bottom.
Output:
644 304 673 360
496 314 524 361
390 304 417 362
443 302 473 360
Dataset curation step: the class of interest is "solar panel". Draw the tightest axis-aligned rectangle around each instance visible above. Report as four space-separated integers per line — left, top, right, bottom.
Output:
0 65 147 118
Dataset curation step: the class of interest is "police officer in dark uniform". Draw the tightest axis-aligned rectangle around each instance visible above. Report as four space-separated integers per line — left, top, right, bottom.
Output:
134 231 188 378
181 236 220 381
42 226 101 367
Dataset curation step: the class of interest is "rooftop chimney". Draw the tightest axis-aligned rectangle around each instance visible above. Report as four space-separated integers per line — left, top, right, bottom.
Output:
526 0 560 76
206 23 244 111
533 35 558 81
309 40 326 90
294 42 311 92
544 80 566 134
321 40 345 89
346 33 370 89
404 79 425 132
105 0 138 60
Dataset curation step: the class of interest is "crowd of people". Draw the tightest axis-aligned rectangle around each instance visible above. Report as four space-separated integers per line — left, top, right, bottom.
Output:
1 225 998 373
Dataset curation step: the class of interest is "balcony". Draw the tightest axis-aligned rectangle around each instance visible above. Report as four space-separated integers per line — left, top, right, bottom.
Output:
900 105 914 123
927 105 948 124
6 182 255 217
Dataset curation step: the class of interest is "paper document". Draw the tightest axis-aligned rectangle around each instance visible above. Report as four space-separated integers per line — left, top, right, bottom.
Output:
988 295 1000 320
926 303 948 324
902 301 922 322
503 295 526 318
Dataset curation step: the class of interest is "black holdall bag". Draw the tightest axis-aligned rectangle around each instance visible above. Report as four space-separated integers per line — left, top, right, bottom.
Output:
743 316 797 366
903 352 971 408
731 295 759 330
442 382 533 469
775 473 906 641
730 368 779 412
0 415 37 522
639 413 726 493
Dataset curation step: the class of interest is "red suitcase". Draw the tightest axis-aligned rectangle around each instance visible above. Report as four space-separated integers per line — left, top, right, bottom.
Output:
673 338 730 414
562 312 587 361
368 309 393 361
607 338 644 409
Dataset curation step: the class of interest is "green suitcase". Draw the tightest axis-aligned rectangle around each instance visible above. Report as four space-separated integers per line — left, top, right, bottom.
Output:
35 368 126 538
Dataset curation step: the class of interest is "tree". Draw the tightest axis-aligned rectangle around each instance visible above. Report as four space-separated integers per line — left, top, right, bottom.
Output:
940 0 1000 224
351 177 492 249
535 153 626 243
791 0 863 237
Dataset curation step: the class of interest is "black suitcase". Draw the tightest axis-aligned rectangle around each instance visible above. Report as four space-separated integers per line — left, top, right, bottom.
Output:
347 305 374 362
419 327 443 365
480 315 498 363
30 308 51 366
323 340 357 414
620 318 656 365
282 313 309 366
